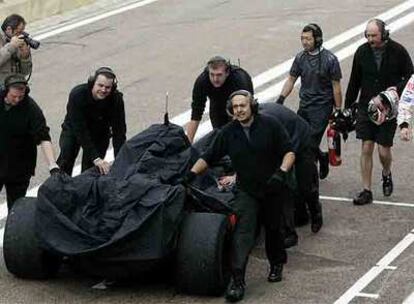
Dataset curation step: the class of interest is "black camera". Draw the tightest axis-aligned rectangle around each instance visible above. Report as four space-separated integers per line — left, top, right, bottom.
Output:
21 32 40 49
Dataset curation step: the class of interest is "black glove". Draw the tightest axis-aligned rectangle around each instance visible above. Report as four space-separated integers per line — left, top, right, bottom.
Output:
276 95 285 105
266 168 286 193
183 171 197 185
49 167 61 176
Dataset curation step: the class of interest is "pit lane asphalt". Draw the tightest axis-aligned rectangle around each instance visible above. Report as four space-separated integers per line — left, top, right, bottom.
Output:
0 0 414 303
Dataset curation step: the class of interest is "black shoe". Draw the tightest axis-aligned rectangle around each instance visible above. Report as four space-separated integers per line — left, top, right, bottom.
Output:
225 273 245 302
311 212 323 233
353 189 373 205
267 264 283 283
319 152 329 180
284 233 298 248
382 171 393 197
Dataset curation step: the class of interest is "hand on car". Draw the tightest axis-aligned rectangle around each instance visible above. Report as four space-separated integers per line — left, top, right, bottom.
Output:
218 175 236 187
94 158 111 175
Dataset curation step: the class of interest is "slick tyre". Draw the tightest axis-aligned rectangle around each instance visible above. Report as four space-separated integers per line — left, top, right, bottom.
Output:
176 212 231 296
3 197 61 279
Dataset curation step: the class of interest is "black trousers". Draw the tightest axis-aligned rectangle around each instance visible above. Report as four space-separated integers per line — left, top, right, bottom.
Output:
57 130 110 176
0 178 30 210
297 106 332 161
295 147 321 219
281 186 297 238
230 189 286 275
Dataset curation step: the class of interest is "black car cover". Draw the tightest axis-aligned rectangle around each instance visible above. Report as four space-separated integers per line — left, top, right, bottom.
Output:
36 123 233 258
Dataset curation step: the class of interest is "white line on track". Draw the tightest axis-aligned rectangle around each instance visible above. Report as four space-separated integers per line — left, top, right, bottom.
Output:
252 0 414 90
334 231 414 304
320 196 414 208
256 10 414 102
193 10 414 140
33 0 162 41
357 292 379 299
403 290 414 304
172 0 414 126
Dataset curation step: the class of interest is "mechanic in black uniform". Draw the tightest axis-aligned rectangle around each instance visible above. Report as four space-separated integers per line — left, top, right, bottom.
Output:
186 55 254 143
57 67 126 176
186 90 295 302
0 74 59 210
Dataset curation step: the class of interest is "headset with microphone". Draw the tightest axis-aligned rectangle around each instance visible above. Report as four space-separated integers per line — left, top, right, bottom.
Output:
304 23 323 49
206 55 232 72
87 66 118 92
226 89 259 116
364 19 390 41
4 74 30 95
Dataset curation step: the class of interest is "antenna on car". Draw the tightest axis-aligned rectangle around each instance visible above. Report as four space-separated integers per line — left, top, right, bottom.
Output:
164 91 169 125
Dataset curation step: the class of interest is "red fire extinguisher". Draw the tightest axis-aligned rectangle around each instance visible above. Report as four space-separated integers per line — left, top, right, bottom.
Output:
327 124 342 166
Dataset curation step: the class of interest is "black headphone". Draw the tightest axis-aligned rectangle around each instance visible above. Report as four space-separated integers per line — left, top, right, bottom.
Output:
207 55 231 72
304 23 323 49
87 66 118 91
364 19 389 41
4 74 30 95
226 89 258 116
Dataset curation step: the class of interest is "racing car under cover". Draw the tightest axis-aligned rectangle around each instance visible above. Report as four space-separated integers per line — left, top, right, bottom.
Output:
3 121 235 296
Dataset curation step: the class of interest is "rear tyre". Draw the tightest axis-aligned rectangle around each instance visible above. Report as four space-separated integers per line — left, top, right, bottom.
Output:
176 212 231 296
3 197 61 279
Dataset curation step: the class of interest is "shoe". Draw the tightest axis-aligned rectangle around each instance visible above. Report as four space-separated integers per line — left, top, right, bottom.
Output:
353 189 373 205
319 152 329 180
225 272 245 302
267 264 283 283
310 212 323 233
284 233 298 248
382 171 393 197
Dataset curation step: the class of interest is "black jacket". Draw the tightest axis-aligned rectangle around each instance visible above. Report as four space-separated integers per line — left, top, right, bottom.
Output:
191 65 254 128
61 84 127 161
345 39 413 111
0 90 51 179
201 114 293 197
259 103 311 154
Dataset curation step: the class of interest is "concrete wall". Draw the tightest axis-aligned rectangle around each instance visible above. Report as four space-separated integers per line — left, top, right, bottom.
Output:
0 0 95 23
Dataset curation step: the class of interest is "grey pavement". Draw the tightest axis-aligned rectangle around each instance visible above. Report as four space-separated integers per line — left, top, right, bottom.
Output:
0 0 414 303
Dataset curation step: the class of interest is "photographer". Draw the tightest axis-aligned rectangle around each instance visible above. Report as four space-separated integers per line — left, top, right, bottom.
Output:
0 14 33 84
